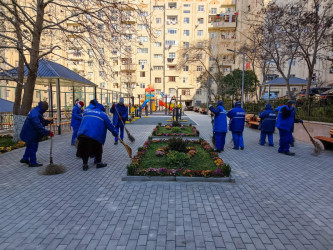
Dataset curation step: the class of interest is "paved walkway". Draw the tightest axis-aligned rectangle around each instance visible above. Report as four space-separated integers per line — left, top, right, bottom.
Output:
0 112 332 250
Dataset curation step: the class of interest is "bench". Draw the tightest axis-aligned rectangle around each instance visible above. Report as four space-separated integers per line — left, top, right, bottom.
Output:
314 127 333 150
248 117 261 129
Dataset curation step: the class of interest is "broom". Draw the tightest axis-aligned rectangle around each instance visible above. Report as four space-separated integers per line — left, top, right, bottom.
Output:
113 104 135 142
300 121 322 155
39 136 66 175
118 136 132 158
210 113 216 146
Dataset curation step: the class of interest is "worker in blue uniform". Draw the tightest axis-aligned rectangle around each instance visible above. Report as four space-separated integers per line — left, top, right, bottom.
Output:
70 100 84 145
110 97 128 145
276 100 303 156
77 100 118 171
259 103 276 146
209 100 228 152
20 101 54 167
227 102 246 150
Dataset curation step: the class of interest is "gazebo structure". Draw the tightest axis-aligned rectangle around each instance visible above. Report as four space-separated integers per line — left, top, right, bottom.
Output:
0 59 97 134
262 77 312 99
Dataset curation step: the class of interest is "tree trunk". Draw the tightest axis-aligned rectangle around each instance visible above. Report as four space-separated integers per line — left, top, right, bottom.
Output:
20 2 45 115
12 115 27 142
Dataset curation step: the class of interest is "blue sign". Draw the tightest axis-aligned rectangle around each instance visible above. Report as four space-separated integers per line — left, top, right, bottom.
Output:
161 92 164 97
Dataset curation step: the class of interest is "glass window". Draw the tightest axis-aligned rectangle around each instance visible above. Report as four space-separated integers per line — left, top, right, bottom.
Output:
211 8 217 14
169 77 176 82
155 42 162 47
184 10 190 13
198 18 204 24
154 54 163 58
169 52 176 58
137 48 148 53
138 60 147 65
140 72 146 77
155 77 162 83
183 66 189 71
156 18 162 24
184 30 190 36
183 42 189 48
168 29 177 34
197 66 203 71
210 32 216 38
198 5 204 11
184 18 190 24
197 30 203 36
138 36 148 42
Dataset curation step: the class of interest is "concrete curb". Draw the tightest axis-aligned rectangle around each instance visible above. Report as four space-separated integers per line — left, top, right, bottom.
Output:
122 174 235 183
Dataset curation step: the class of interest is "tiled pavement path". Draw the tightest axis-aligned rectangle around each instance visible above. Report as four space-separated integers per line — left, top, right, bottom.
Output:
0 112 332 250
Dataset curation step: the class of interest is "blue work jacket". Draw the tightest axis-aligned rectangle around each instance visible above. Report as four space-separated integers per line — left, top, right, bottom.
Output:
78 105 118 144
276 105 295 132
20 103 50 143
259 104 276 133
110 104 128 127
227 107 246 132
209 104 228 133
70 105 82 129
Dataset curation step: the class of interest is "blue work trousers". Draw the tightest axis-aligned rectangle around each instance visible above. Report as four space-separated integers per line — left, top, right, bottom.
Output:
114 125 124 142
214 132 226 150
71 126 79 145
278 129 291 153
232 132 244 149
259 132 274 146
22 142 39 165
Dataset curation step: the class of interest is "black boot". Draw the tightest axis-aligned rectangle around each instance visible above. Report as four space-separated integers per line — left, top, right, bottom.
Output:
96 163 107 168
284 151 295 156
20 159 30 164
29 163 43 167
82 164 89 171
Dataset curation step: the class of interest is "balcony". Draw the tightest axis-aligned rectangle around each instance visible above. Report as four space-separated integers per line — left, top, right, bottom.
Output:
167 58 175 63
120 65 136 71
208 21 236 30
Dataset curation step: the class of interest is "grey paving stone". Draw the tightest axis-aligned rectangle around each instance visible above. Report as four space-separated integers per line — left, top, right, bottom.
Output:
0 112 332 250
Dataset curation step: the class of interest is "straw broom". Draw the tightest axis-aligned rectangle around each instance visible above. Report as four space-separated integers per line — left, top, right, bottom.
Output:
118 137 132 158
210 113 216 146
114 104 135 142
39 136 66 175
300 122 322 155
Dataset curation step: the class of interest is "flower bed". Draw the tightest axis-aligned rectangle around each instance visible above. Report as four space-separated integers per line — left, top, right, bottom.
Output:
152 123 199 137
127 138 231 178
0 134 26 154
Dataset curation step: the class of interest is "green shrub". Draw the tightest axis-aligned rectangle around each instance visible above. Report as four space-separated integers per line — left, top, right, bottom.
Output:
127 164 137 175
171 127 181 133
221 163 231 177
166 151 190 168
138 147 144 152
168 137 188 152
172 121 181 127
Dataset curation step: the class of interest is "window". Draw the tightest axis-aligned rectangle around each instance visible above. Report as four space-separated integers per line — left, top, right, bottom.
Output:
138 60 147 65
197 66 203 71
138 36 148 42
113 83 119 88
98 24 104 30
197 30 203 36
153 66 163 70
155 77 162 83
137 24 147 30
140 83 145 88
288 59 296 66
139 11 148 16
183 66 189 71
154 54 163 59
209 67 215 72
184 18 190 24
198 18 204 24
168 29 177 34
182 77 187 84
166 40 178 46
210 32 216 38
184 54 189 60
184 30 190 36
197 42 203 47
153 6 164 10
184 10 190 13
99 71 105 77
183 4 190 7
140 72 146 77
155 30 162 36
168 2 177 9
99 60 105 66
137 48 148 53
211 8 217 14
169 52 176 58
122 58 132 65
156 17 162 24
88 49 93 56
169 88 176 94
156 89 161 95
183 42 189 48
88 61 93 66
196 89 202 95
196 77 200 83
196 54 202 59
169 76 176 82
198 5 204 11
155 42 162 47
182 89 190 95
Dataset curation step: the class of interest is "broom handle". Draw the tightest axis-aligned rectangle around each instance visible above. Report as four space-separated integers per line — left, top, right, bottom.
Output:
50 135 53 164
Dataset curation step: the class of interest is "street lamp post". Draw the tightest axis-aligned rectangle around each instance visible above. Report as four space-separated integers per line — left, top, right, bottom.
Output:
227 49 245 108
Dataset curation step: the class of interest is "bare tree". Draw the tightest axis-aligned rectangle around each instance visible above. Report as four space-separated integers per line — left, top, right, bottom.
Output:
177 40 231 101
0 0 150 140
281 0 333 99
